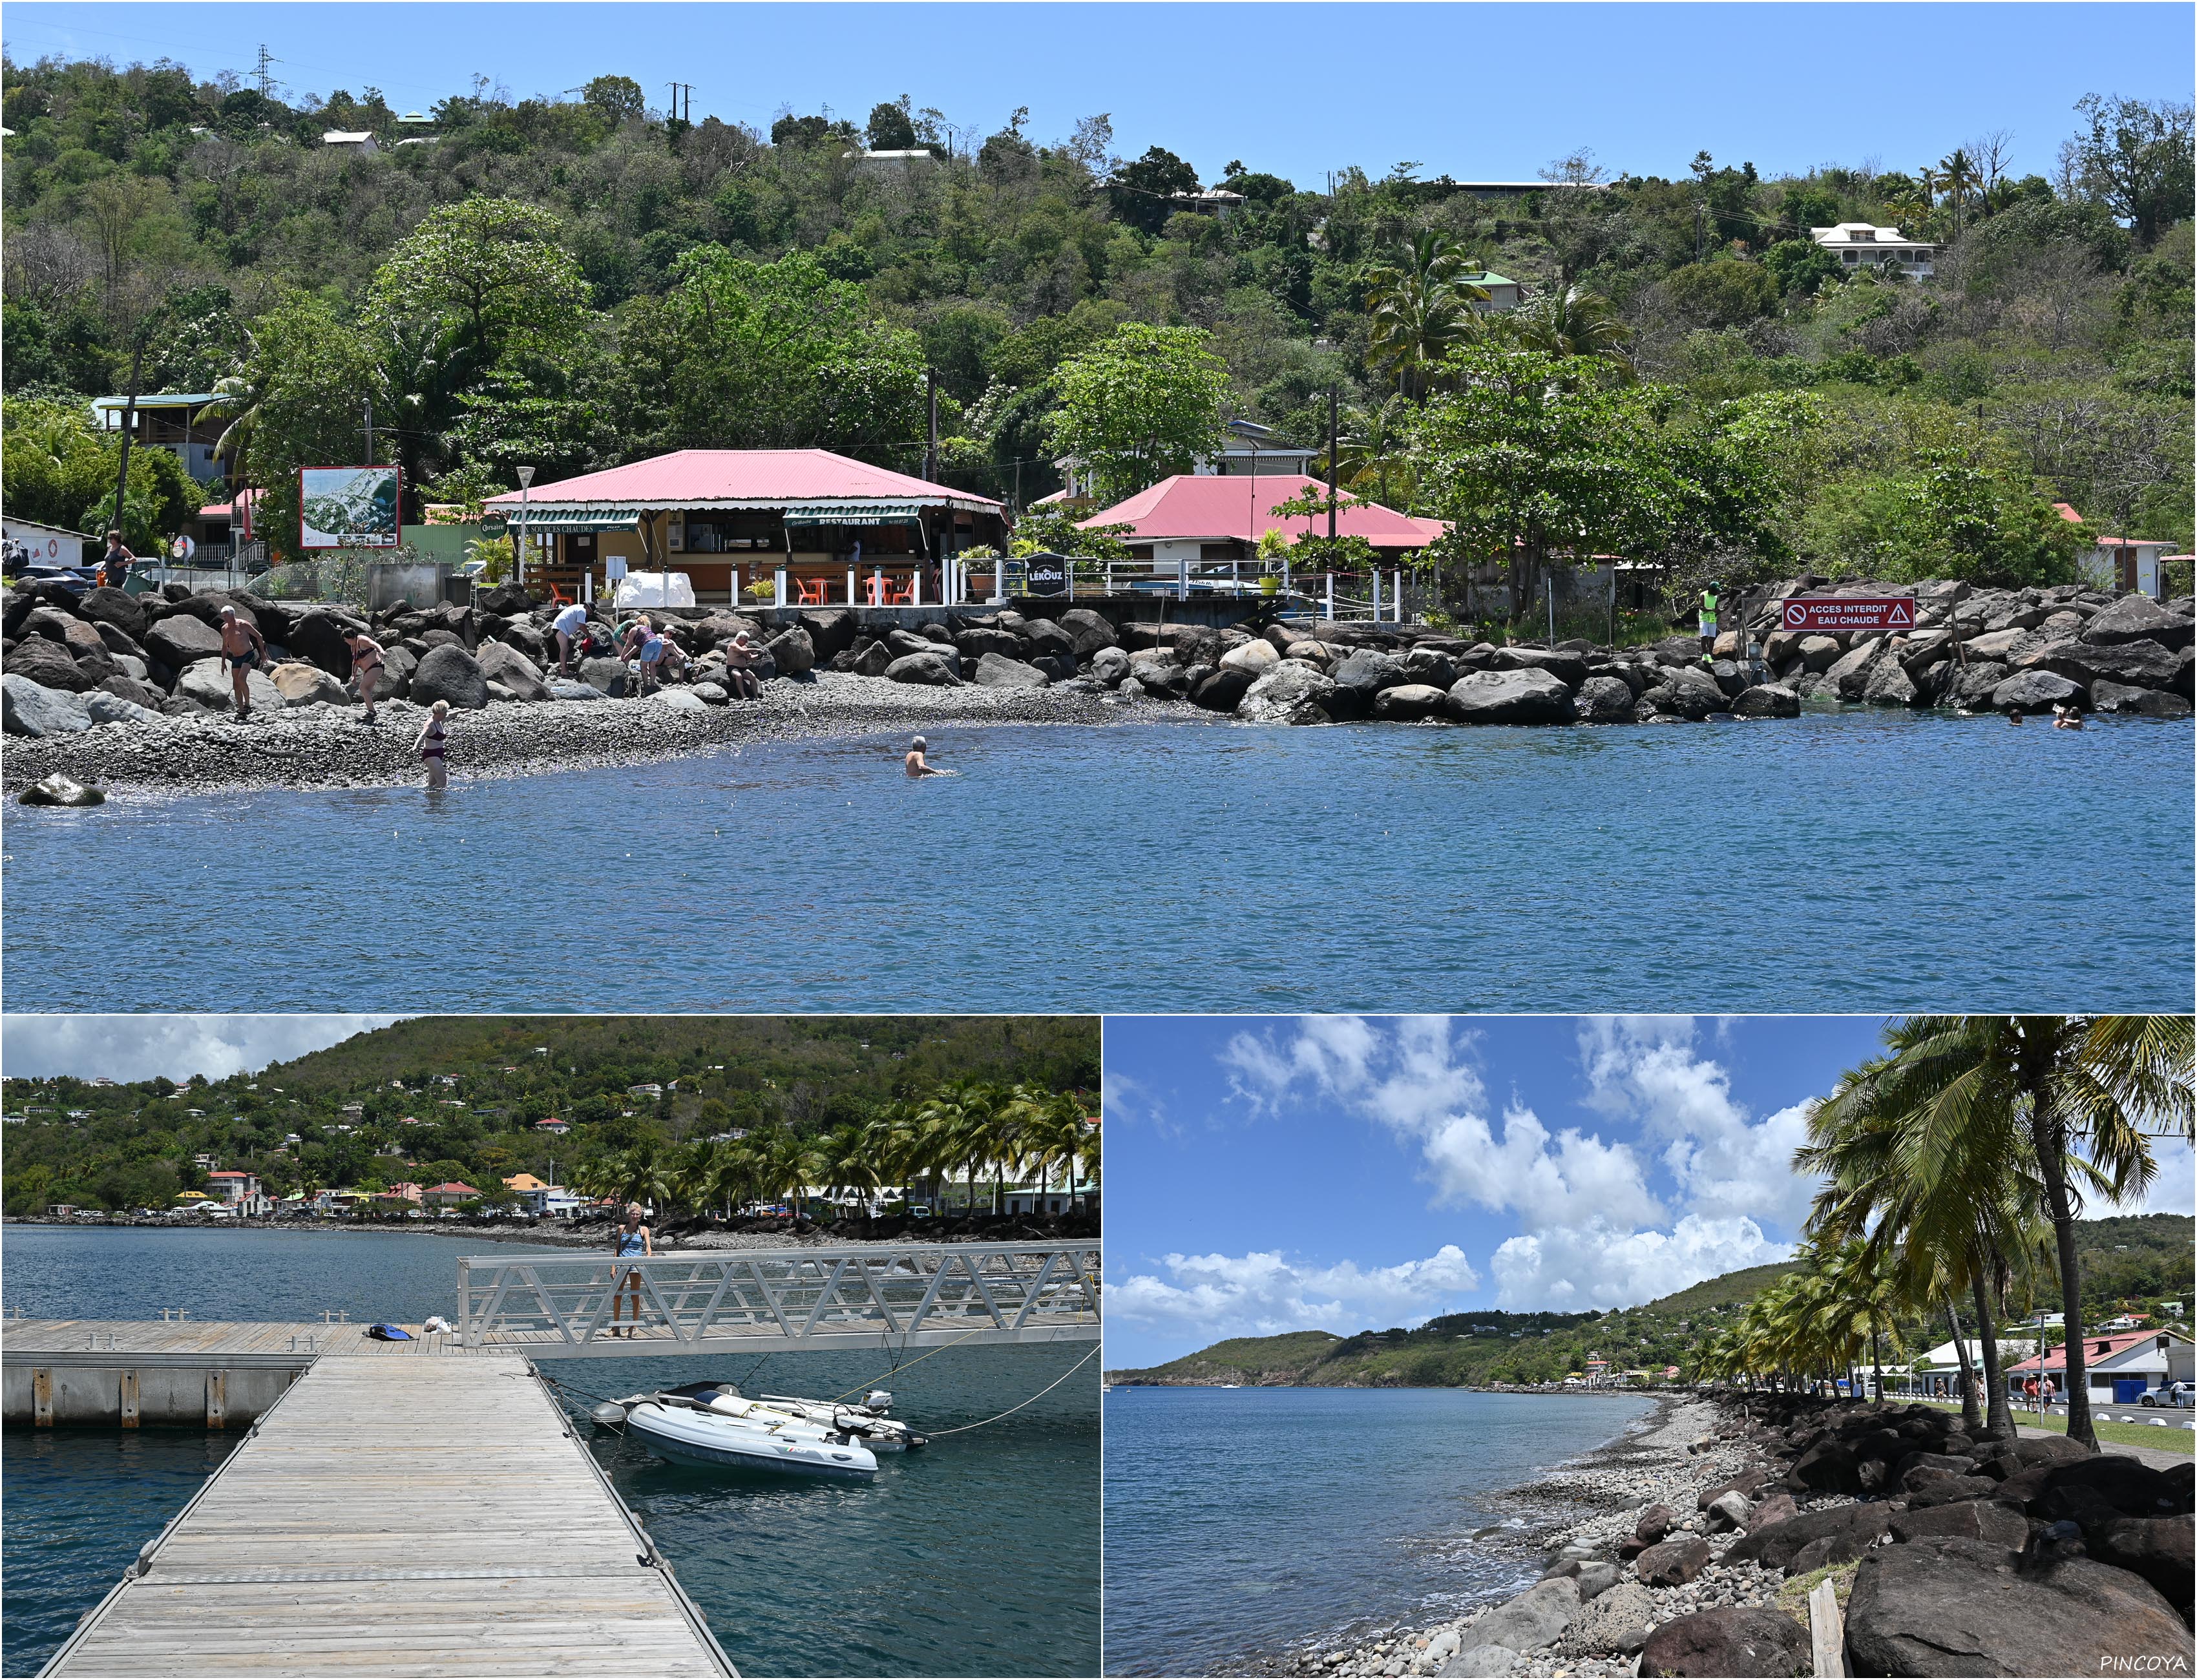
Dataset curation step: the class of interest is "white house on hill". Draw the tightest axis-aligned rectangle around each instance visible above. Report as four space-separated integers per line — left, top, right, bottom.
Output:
1811 223 1935 278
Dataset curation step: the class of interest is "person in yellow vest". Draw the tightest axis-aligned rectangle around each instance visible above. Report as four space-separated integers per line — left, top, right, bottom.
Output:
1698 583 1721 664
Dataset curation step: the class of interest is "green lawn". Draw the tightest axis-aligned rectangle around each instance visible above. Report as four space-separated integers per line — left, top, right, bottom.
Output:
1914 1396 2193 1456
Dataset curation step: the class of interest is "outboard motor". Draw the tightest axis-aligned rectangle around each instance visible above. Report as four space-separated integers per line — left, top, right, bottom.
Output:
865 1391 893 1414
589 1401 628 1429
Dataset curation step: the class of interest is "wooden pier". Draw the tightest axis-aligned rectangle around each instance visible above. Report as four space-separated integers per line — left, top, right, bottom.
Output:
37 1351 733 1677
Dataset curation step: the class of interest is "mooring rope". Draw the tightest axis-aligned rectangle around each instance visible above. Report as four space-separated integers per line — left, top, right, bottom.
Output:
922 1345 1101 1438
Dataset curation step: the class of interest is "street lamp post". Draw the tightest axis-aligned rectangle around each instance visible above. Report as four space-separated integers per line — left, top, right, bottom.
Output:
514 465 537 594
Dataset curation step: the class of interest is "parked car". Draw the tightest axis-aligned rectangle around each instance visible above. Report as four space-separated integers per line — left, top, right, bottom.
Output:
2139 1383 2192 1407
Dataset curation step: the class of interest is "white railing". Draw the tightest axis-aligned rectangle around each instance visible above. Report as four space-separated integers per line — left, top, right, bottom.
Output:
456 1241 1100 1355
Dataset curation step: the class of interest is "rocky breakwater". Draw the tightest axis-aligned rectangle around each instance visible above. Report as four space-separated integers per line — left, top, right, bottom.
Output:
1301 1391 2192 1680
915 580 2190 730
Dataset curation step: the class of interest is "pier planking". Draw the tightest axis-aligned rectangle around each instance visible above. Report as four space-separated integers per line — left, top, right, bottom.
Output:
39 1352 733 1677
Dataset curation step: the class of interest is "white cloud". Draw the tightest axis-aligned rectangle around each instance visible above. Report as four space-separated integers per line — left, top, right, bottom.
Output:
1489 1215 1792 1310
1577 1017 1822 1234
0 1015 403 1085
2116 1136 2196 1216
1208 1015 1831 1314
1112 1244 1482 1339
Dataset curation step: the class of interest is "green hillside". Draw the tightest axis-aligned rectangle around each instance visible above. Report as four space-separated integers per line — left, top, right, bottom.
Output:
1109 1221 2192 1387
2 1015 1097 1215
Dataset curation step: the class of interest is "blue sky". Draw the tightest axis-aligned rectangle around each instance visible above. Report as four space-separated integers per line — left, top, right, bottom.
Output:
6 4 2190 189
1102 1015 2197 1369
1 1016 401 1084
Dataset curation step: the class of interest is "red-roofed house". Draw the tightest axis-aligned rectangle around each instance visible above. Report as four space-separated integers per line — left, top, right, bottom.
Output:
2006 1330 2193 1400
421 1181 483 1209
482 449 1005 607
534 1116 571 1135
1080 474 1445 578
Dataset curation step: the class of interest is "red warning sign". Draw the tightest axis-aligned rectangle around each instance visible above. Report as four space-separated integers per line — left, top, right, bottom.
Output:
1781 597 1918 633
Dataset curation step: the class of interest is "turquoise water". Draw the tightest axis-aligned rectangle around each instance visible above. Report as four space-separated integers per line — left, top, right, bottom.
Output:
0 1230 1099 1678
2 713 2189 1013
1101 1386 1652 1677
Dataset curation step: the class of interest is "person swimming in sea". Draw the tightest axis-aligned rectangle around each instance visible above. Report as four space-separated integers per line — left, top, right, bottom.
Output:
2052 704 2085 730
905 735 950 777
415 699 450 789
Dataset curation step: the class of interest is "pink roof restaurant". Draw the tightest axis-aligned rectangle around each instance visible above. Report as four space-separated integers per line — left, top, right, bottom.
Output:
482 449 1007 609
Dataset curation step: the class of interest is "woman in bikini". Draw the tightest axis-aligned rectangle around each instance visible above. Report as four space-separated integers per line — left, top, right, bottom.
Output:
414 699 450 789
611 1203 652 1338
344 630 386 722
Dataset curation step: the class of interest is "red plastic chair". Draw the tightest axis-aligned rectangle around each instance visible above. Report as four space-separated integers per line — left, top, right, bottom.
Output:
795 576 828 607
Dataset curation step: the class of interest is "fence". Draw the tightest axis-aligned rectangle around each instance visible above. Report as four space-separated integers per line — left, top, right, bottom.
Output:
456 1240 1102 1355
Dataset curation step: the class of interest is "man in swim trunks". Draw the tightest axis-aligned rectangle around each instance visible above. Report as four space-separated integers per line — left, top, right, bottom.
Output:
721 629 761 699
905 734 943 777
218 605 268 720
343 629 386 722
551 601 588 676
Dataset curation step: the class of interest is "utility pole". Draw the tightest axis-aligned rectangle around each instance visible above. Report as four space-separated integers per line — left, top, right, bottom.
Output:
1326 385 1339 545
109 338 145 544
255 45 273 100
923 368 938 485
363 399 373 465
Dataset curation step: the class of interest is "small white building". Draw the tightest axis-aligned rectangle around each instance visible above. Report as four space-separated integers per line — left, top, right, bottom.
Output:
321 130 379 155
1810 223 1935 278
2083 536 2175 599
2008 1330 2195 1399
846 148 936 175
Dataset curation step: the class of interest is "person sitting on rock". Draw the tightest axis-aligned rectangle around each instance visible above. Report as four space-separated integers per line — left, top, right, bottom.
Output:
551 601 588 676
343 630 386 724
721 629 761 700
217 605 268 721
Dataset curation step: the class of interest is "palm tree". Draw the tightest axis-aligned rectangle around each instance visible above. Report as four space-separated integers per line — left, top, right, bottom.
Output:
1815 1016 2192 1449
1332 395 1418 512
1938 150 1979 235
202 340 266 483
1502 285 1636 383
817 1124 880 1221
1362 231 1491 399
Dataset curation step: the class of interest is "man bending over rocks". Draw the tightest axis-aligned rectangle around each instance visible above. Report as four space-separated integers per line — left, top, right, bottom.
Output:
219 606 268 721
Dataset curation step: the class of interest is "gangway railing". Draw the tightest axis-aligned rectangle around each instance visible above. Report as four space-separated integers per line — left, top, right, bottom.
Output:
457 1241 1100 1356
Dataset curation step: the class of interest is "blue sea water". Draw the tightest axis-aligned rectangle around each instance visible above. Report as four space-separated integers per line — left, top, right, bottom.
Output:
0 1229 1099 1678
1100 1386 1654 1677
2 713 2189 1013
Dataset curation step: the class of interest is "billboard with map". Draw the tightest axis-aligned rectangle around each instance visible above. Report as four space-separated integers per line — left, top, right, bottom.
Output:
299 466 401 549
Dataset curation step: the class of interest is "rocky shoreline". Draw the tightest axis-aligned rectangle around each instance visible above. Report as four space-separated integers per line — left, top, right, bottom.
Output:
1267 1390 2192 1679
6 576 2189 795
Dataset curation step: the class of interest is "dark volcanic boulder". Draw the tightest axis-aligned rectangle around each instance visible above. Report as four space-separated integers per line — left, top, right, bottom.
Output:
1637 1608 1807 1678
474 639 551 702
4 635 93 692
2029 638 2183 691
1889 1500 2029 1550
1190 666 1254 713
972 651 1051 689
1730 682 1800 717
1635 1535 1711 1588
2091 680 2194 716
1785 1438 1865 1495
1844 1537 2189 1677
1699 1467 1772 1511
954 625 1025 660
2092 1517 2193 1619
764 625 815 677
1020 618 1077 660
798 608 857 661
1057 607 1119 658
1726 1502 1891 1573
1445 667 1575 725
884 652 962 687
76 586 151 644
2 675 92 737
474 582 534 617
1904 1470 2002 1509
2082 595 2193 650
411 644 490 710
2032 1454 2178 1520
1991 669 2085 713
1330 648 1409 701
1492 646 1589 688
1573 674 1637 722
1635 1503 1677 1546
1403 646 1458 689
145 614 226 671
288 609 370 676
1126 649 1190 698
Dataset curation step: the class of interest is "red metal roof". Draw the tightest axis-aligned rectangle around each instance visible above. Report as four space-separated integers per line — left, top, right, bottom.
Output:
2007 1330 2174 1374
484 450 1000 512
1079 474 1445 550
2052 501 2084 524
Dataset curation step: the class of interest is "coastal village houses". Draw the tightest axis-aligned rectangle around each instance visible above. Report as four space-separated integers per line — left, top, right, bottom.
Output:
1809 222 1936 277
2007 1330 2194 1402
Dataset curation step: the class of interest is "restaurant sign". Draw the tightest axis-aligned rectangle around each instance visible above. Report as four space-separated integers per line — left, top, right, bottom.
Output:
1021 554 1069 596
1781 596 1918 633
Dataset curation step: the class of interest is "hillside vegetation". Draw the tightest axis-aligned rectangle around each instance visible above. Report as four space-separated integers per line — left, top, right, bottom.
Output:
3 56 2188 605
1111 1221 2191 1387
1 1014 1097 1215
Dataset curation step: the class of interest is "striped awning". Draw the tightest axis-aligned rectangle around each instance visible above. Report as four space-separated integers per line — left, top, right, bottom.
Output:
510 505 642 532
781 502 925 527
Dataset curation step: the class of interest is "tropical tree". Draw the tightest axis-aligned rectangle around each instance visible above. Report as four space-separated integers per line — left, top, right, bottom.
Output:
1362 231 1490 398
1045 324 1228 502
1808 1015 2192 1449
1502 285 1637 383
1332 394 1418 512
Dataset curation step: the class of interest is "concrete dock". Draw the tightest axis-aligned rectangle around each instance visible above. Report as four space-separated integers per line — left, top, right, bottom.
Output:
37 1351 733 1677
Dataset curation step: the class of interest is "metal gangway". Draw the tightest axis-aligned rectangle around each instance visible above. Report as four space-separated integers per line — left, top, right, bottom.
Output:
457 1241 1100 1358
